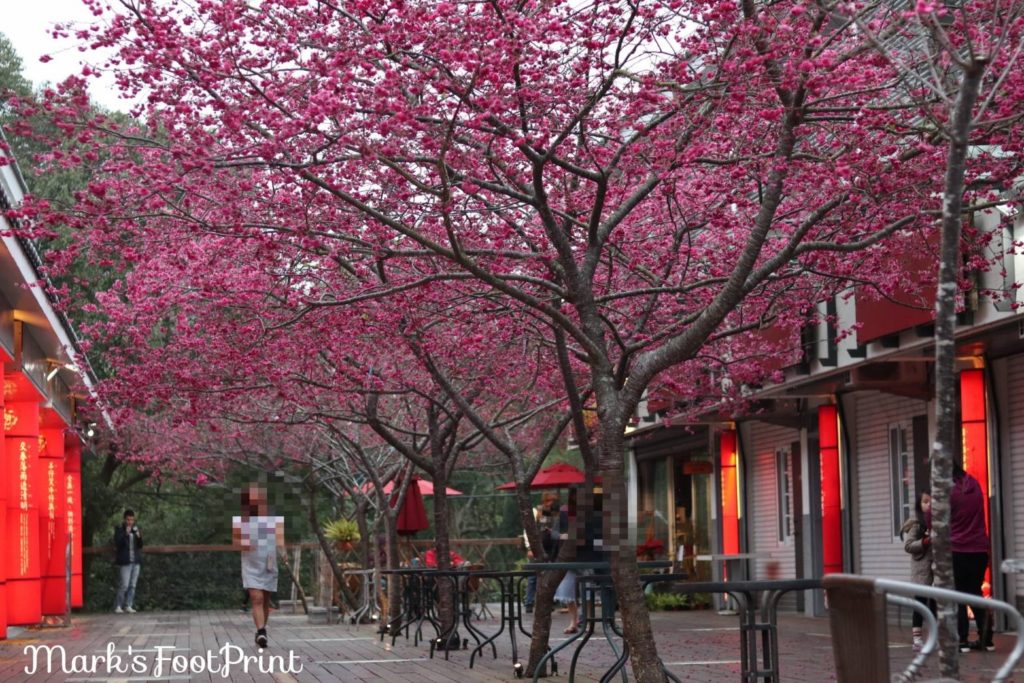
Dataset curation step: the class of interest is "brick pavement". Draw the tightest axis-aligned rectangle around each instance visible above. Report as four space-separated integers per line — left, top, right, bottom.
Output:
0 606 1020 682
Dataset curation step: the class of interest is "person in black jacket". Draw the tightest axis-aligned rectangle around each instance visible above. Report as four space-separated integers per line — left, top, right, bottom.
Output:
113 509 143 613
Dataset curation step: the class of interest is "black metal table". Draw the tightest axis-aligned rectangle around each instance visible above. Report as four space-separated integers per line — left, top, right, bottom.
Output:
429 567 491 660
465 569 534 675
639 575 822 683
523 560 673 683
379 567 440 647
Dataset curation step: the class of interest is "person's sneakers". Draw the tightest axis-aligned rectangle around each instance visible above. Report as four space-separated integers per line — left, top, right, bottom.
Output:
114 606 124 614
525 604 534 614
960 641 972 653
125 606 137 614
985 642 996 652
912 635 923 652
255 628 268 649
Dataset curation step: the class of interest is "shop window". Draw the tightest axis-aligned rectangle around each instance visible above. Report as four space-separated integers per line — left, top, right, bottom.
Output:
775 447 794 543
889 423 912 536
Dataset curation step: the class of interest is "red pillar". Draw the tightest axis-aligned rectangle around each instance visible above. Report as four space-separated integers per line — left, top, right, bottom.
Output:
64 435 83 608
819 405 843 575
5 400 41 624
719 429 740 555
960 369 991 594
38 425 66 616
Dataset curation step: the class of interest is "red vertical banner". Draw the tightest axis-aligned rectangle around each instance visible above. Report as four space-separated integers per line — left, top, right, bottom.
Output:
64 435 83 608
720 429 740 555
0 365 6 640
819 405 843 575
960 369 991 594
38 427 65 616
5 401 41 624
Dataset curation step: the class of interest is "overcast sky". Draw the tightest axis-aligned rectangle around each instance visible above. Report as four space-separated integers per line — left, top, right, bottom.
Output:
5 0 127 112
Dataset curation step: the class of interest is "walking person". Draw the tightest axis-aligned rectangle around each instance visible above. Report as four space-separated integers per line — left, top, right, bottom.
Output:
113 509 143 613
900 491 935 651
950 463 993 653
233 485 285 649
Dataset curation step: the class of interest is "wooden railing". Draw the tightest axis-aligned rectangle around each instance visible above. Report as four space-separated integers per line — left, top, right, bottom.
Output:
83 537 524 556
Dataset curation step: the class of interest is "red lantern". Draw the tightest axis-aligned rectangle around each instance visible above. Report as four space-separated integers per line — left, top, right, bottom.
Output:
0 504 7 639
64 436 83 608
0 367 5 640
5 400 41 625
960 369 991 595
5 402 41 626
819 405 843 575
719 430 740 556
38 426 65 616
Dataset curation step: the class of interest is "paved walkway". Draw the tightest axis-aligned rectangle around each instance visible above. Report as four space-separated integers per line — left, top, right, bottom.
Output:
0 606 1020 682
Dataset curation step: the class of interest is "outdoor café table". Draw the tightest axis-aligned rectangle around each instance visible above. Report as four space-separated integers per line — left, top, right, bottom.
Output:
341 567 378 625
524 560 673 683
465 569 535 675
378 567 440 647
637 574 822 683
429 567 491 660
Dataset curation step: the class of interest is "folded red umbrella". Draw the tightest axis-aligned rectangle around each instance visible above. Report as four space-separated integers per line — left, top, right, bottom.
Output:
392 480 429 535
495 463 600 490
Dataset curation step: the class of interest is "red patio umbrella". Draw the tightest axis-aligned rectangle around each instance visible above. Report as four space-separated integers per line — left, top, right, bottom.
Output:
495 463 601 490
384 476 463 497
392 479 429 535
358 475 463 497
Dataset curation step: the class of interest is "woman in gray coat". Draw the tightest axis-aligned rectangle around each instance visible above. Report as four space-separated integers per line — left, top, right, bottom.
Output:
900 490 934 651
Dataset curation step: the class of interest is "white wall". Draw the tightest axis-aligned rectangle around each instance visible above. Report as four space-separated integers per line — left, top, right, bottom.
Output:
852 391 928 581
744 420 800 584
999 355 1024 600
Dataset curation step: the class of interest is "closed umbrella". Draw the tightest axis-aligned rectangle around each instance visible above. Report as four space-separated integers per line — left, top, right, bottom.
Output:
393 479 429 535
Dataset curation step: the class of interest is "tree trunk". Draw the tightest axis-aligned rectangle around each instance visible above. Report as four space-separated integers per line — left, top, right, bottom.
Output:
384 513 402 628
600 423 665 683
355 498 371 570
433 477 457 643
306 484 359 611
931 59 986 680
525 567 568 677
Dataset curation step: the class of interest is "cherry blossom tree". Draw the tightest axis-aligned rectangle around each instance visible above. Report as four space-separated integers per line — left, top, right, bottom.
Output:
853 0 1024 673
22 0 1024 678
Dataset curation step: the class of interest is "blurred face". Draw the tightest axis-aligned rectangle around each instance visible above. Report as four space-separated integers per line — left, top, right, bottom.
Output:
124 515 135 527
244 485 268 515
921 494 931 513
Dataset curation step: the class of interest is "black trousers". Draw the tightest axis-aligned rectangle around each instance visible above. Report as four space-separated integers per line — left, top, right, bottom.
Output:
952 551 990 644
912 596 937 628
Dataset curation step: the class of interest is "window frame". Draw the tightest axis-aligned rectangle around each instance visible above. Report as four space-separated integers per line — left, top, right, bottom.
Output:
889 422 913 538
775 446 794 545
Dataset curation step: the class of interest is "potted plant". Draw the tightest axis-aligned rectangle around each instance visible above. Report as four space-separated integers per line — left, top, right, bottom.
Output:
323 518 361 552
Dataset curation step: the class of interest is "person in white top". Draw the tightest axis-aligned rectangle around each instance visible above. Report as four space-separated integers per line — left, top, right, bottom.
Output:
233 485 285 649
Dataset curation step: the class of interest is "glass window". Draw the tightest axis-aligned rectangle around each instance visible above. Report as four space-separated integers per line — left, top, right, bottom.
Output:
775 447 794 543
889 424 912 536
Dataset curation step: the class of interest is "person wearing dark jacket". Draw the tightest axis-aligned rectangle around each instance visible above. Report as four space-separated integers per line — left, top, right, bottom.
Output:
114 509 143 613
950 465 992 652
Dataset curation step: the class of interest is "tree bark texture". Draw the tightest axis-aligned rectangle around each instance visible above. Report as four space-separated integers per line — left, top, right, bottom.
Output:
931 59 986 680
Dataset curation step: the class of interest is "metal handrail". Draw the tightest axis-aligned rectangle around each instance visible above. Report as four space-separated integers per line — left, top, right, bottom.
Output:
872 577 1024 683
